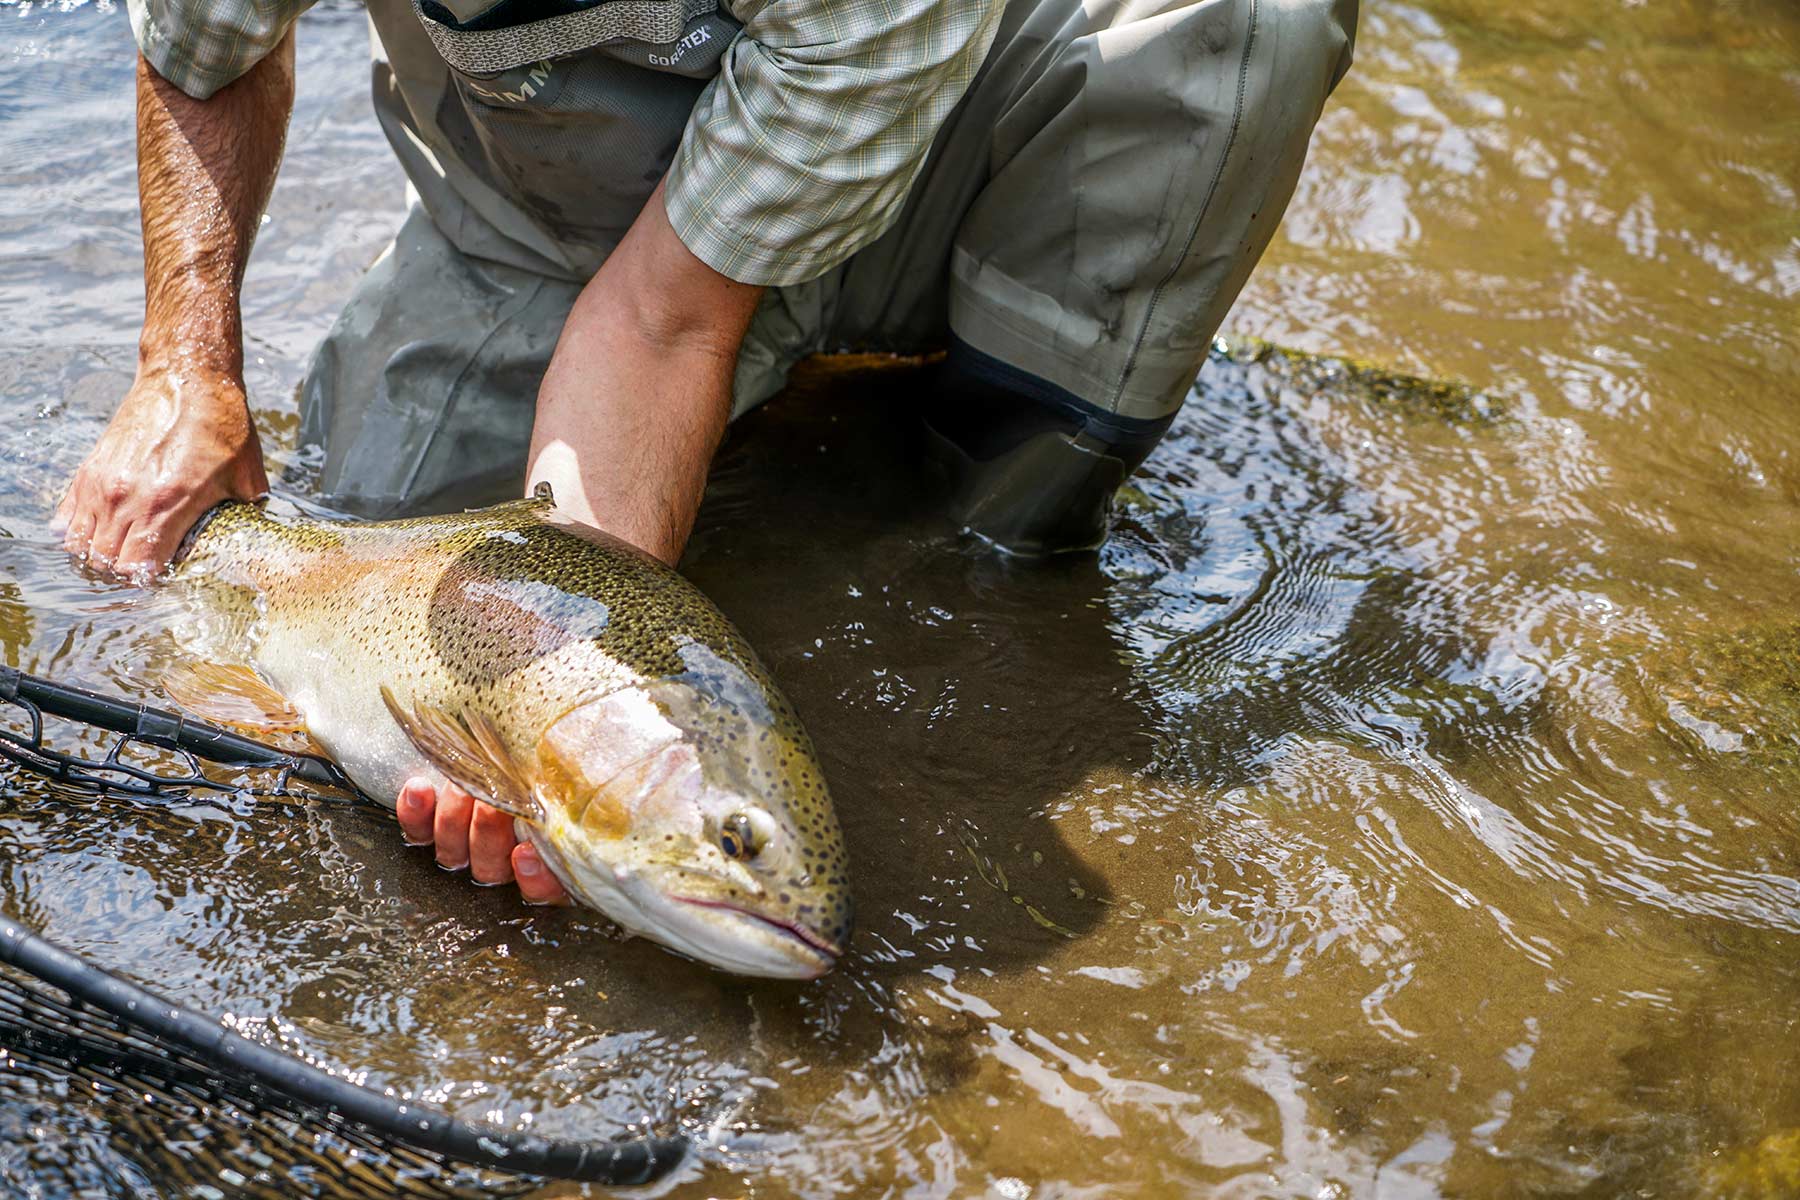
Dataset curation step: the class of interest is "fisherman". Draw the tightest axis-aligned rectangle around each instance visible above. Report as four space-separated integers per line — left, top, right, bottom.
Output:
57 0 1356 905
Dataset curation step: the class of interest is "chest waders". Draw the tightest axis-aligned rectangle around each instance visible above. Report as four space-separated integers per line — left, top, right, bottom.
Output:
371 0 742 276
299 0 1357 554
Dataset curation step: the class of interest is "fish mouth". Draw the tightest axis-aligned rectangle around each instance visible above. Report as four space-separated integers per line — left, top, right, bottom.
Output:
675 897 844 966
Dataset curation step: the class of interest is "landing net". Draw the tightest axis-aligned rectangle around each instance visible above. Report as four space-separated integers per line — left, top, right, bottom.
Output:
0 667 687 1194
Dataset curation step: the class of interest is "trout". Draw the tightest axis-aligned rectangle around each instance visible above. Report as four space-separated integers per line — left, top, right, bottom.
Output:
166 489 851 980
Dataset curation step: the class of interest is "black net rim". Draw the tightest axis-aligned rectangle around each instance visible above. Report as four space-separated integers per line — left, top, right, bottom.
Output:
0 918 687 1187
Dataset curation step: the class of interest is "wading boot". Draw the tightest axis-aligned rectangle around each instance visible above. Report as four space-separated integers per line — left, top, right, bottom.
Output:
922 340 1173 556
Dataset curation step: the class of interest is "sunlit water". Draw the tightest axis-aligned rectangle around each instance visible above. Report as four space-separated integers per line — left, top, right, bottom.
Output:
0 1 1797 1196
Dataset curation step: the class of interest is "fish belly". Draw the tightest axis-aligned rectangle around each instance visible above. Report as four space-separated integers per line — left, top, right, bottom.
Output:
252 623 436 809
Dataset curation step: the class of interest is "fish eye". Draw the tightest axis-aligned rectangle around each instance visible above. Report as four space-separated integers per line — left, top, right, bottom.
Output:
720 812 759 860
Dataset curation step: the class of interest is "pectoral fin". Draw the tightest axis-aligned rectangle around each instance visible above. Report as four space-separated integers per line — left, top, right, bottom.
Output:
378 686 541 822
163 662 305 730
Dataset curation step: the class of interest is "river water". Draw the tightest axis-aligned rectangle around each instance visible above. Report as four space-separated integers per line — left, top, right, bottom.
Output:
0 1 1797 1196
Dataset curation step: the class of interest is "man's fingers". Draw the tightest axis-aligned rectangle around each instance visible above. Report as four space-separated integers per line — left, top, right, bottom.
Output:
115 525 176 581
513 843 570 905
469 801 517 885
396 777 436 845
395 778 568 906
50 483 75 535
61 490 96 557
433 784 475 869
84 508 134 572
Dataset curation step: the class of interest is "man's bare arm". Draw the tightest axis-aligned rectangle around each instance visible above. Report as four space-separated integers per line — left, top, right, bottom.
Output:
56 36 295 575
525 178 765 566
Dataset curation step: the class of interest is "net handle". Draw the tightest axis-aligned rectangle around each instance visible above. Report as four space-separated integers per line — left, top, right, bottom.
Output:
0 918 686 1185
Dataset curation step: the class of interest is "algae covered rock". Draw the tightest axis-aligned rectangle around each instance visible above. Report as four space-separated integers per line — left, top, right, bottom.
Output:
1708 1129 1800 1199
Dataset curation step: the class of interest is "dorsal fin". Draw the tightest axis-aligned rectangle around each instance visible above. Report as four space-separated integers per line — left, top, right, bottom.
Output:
470 481 555 517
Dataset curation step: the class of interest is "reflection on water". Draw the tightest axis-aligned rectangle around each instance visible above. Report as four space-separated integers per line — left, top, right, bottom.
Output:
1 0 1798 1196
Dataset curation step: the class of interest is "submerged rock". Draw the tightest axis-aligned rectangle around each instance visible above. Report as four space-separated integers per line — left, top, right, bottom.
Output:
1708 1129 1800 1199
1210 335 1506 427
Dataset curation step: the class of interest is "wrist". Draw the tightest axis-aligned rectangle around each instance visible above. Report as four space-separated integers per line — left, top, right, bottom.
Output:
135 334 245 396
127 360 253 440
139 283 246 385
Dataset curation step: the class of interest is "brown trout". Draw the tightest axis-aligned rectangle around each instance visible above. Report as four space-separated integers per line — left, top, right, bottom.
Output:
167 489 851 979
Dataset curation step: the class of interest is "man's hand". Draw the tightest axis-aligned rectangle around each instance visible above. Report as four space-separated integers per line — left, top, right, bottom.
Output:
394 778 570 905
56 366 267 576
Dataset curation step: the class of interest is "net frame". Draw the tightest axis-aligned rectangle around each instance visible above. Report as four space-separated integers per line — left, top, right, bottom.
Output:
0 665 357 802
0 667 690 1189
0 917 686 1190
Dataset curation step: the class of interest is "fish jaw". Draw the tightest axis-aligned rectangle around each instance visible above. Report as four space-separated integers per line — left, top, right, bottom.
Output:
522 823 839 979
628 873 840 980
675 897 842 972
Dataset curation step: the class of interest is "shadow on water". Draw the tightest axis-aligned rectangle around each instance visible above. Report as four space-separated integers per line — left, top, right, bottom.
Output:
693 360 1130 957
0 352 1144 1194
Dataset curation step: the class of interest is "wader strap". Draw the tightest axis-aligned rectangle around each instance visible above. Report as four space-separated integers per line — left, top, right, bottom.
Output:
410 0 718 75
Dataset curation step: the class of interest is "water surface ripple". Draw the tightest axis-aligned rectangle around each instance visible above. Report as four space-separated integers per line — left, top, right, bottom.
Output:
0 1 1797 1197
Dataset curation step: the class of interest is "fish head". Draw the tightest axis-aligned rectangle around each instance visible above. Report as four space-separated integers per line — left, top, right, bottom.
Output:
529 677 852 980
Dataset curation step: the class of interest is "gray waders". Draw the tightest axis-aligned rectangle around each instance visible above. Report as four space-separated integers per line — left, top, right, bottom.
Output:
298 0 1358 550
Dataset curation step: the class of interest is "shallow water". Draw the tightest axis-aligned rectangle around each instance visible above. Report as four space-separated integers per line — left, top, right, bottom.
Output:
1 1 1797 1197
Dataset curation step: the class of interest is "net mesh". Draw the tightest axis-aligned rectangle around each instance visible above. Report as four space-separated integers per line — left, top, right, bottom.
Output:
0 959 537 1199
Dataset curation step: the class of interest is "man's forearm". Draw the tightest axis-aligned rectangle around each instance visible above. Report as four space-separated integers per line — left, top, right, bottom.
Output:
527 182 764 564
528 301 737 565
56 41 295 573
137 34 294 378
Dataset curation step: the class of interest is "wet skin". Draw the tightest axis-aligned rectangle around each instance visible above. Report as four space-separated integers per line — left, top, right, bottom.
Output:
394 778 570 906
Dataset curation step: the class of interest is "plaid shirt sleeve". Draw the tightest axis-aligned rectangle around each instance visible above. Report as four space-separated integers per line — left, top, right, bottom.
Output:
127 0 314 100
663 0 1004 287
